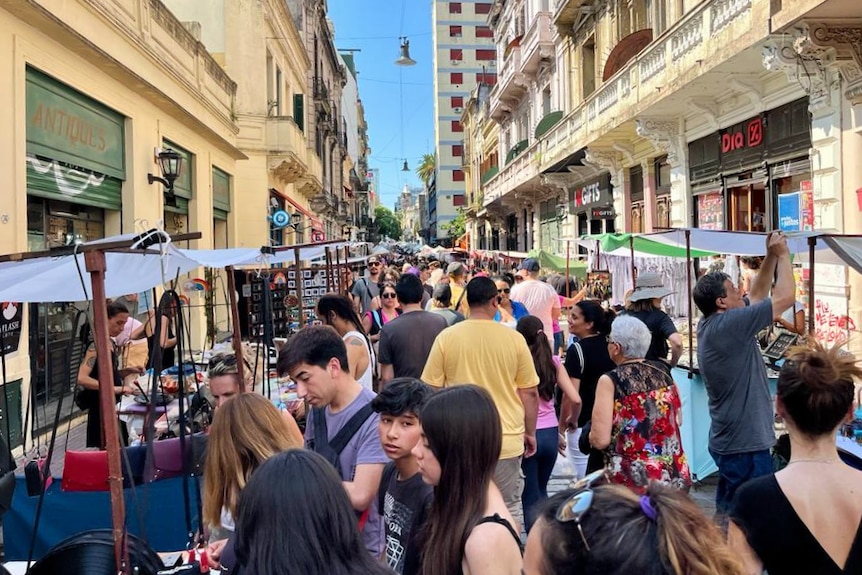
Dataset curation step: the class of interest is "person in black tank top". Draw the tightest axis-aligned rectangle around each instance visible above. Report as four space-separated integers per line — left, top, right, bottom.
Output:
415 386 523 575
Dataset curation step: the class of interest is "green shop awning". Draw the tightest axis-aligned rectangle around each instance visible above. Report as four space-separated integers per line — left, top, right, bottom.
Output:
526 248 587 279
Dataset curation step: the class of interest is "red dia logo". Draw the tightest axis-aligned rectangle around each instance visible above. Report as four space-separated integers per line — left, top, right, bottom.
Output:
747 118 763 148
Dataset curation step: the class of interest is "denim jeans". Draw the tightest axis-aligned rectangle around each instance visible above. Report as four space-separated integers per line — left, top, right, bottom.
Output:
521 427 559 531
709 448 773 516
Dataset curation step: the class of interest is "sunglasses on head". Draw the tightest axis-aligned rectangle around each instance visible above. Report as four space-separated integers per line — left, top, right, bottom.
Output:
381 293 397 299
555 469 607 552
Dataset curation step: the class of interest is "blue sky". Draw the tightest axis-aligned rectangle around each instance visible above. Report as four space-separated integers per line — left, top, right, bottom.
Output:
328 0 434 210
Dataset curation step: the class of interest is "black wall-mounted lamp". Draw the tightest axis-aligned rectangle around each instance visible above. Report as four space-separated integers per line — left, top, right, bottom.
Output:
148 149 184 206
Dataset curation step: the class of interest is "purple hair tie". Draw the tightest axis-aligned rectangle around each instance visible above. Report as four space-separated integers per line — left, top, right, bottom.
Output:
640 495 657 522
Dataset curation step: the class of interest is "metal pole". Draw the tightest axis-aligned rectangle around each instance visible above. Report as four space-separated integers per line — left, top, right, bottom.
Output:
685 230 693 379
629 235 636 291
808 236 816 335
295 247 305 327
565 240 571 298
325 247 333 293
225 266 245 391
84 251 130 574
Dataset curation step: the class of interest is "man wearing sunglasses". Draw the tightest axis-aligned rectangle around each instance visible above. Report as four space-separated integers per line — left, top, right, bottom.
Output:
352 256 383 315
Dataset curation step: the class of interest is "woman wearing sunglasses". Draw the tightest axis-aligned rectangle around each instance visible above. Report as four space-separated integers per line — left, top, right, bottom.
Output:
494 276 529 328
588 315 690 493
522 472 744 575
413 385 523 575
729 340 862 575
363 282 401 345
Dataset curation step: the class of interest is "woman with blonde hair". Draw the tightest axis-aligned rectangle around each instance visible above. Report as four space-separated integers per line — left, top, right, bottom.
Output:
204 393 303 568
523 474 745 575
729 340 862 574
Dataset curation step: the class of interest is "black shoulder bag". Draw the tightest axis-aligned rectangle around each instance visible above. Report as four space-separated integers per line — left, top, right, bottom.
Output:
310 403 375 479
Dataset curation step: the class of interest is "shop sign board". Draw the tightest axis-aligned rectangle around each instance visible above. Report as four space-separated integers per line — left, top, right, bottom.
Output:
26 68 125 179
777 192 801 232
720 114 765 168
0 302 23 354
591 207 615 219
569 174 612 212
800 180 814 231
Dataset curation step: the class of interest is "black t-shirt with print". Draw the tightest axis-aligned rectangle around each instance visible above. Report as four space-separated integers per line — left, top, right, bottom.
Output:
378 462 434 575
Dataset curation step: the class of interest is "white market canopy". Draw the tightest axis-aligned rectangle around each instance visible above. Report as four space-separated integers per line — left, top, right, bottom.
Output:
0 232 351 303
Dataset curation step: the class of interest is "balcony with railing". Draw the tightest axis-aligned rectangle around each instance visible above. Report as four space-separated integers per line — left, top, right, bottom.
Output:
266 116 311 186
553 0 590 32
520 11 554 76
482 139 542 207
540 0 759 171
489 40 527 120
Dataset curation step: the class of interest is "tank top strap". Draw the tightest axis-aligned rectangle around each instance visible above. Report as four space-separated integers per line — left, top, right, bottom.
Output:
474 513 523 555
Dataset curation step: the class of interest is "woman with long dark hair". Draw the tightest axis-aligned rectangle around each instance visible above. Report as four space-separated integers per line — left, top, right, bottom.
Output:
516 315 580 531
232 449 392 575
414 385 522 575
317 293 375 391
562 300 616 477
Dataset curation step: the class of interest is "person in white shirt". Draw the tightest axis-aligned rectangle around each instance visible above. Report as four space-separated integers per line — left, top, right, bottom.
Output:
509 258 559 349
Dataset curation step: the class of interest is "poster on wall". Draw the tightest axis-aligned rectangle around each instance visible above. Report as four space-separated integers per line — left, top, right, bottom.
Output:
800 180 814 231
0 302 23 354
697 192 724 230
777 192 801 232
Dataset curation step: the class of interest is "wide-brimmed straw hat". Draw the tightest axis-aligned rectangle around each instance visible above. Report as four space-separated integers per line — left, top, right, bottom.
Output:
628 272 673 302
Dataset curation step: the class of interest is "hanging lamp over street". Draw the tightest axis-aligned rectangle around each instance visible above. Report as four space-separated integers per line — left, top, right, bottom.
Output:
402 159 410 171
395 37 416 66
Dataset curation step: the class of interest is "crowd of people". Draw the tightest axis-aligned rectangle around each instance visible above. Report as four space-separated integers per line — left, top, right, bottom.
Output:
78 231 861 575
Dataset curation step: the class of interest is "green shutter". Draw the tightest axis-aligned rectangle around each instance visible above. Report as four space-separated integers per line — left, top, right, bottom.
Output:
26 67 125 179
212 167 231 212
163 140 193 200
535 111 563 139
293 94 304 132
164 196 189 214
26 155 122 210
213 208 229 221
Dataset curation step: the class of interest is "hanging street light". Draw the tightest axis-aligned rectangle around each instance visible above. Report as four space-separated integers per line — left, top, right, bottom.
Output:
395 37 416 66
402 159 410 172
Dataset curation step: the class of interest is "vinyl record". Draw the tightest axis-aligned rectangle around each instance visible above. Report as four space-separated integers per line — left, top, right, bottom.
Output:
28 529 163 575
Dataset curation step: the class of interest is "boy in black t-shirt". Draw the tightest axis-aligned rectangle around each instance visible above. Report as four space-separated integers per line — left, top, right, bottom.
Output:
371 378 435 575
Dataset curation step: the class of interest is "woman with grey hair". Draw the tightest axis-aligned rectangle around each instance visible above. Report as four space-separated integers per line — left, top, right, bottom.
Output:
588 315 691 493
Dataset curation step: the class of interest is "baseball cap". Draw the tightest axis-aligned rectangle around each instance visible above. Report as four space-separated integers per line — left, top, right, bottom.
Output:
367 256 380 264
446 262 466 276
519 258 540 273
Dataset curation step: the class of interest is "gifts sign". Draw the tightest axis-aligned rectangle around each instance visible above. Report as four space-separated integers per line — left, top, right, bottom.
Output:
0 303 23 354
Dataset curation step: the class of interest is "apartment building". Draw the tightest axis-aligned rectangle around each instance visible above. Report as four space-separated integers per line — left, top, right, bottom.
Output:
0 0 245 435
431 0 497 245
464 0 862 347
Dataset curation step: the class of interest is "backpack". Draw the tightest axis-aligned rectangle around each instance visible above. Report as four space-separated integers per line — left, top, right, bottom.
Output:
309 403 375 479
377 460 398 513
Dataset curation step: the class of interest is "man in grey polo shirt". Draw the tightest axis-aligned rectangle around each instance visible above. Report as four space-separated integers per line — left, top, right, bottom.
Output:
693 231 795 517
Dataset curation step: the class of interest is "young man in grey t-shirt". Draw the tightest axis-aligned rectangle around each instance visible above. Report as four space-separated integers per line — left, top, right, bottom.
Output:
351 256 382 315
277 326 388 555
693 231 795 516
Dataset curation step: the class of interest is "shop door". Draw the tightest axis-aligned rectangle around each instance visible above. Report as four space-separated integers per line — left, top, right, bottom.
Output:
727 178 767 232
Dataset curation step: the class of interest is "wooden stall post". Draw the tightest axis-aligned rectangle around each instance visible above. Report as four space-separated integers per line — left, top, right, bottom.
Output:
225 265 245 390
84 251 130 574
629 235 636 291
325 247 334 292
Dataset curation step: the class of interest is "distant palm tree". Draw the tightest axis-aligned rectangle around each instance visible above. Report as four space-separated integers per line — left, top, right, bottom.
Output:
416 153 436 188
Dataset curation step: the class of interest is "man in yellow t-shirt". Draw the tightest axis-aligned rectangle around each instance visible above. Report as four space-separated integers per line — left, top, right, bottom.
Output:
421 276 539 520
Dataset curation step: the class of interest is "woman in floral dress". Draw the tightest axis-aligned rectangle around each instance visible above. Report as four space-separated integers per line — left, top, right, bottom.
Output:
589 315 691 492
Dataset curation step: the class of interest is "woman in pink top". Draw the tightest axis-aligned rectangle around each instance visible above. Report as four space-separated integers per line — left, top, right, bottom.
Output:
516 315 581 532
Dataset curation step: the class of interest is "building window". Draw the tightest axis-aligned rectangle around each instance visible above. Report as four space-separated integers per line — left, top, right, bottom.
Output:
452 144 463 157
476 25 493 38
475 2 491 14
451 120 464 132
451 96 464 108
449 25 462 37
450 72 463 84
449 2 461 14
655 155 671 195
583 37 596 98
475 49 496 61
453 194 466 206
450 49 463 61
452 170 465 182
477 72 496 85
